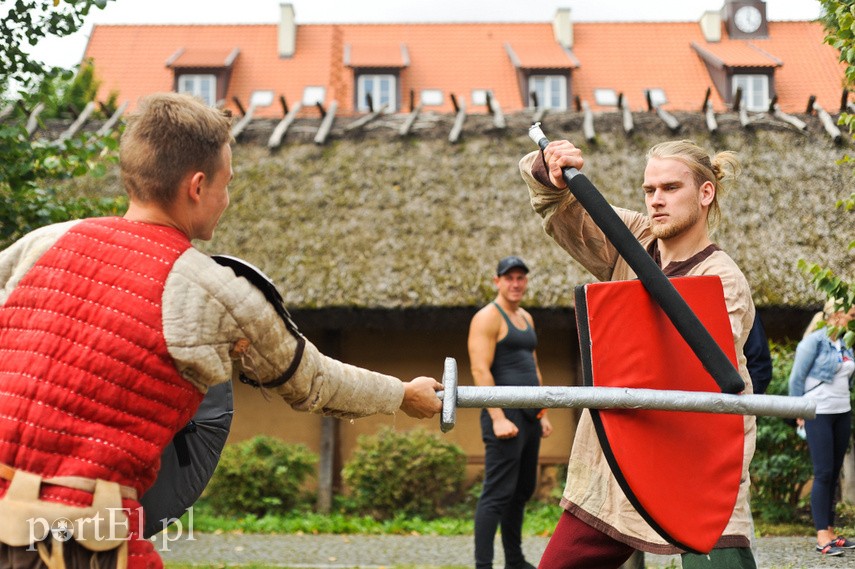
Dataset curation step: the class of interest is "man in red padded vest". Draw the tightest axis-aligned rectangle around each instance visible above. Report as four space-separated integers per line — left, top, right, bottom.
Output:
0 92 442 569
519 139 756 569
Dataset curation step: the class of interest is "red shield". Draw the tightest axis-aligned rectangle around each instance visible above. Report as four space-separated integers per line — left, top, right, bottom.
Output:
575 276 744 554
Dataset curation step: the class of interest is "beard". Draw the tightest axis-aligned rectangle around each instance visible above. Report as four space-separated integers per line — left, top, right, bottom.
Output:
648 205 702 240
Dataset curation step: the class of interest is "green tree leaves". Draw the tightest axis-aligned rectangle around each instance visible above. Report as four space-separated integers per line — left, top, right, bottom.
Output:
802 1 855 346
1 0 123 249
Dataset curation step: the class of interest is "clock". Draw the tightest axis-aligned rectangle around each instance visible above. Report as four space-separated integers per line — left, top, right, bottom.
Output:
734 5 762 34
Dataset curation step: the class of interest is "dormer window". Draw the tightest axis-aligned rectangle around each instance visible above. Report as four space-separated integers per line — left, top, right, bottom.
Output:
528 75 568 110
356 73 396 113
166 47 239 108
691 41 780 110
503 41 578 110
344 42 409 113
178 74 216 106
732 74 769 111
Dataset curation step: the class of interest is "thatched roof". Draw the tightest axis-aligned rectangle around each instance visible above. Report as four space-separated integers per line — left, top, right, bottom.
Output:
61 109 853 310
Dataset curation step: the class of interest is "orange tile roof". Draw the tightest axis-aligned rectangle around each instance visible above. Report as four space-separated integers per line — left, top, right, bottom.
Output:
345 42 408 67
82 18 845 118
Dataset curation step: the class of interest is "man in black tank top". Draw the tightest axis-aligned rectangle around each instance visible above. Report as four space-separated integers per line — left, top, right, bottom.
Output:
469 256 553 569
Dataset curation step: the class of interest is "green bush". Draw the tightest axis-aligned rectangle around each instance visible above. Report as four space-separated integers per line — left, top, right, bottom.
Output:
342 426 466 520
750 340 813 523
205 435 317 517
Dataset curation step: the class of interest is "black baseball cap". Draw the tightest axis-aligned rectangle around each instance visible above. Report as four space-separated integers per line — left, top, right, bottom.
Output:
496 256 529 276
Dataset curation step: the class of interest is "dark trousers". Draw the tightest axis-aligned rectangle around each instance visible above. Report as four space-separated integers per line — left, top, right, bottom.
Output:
475 410 541 569
805 411 852 530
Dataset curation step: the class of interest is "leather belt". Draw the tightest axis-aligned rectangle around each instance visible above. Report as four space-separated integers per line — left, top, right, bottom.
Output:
0 462 138 501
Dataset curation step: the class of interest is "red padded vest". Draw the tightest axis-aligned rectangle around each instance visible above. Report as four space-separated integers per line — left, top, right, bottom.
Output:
0 217 205 567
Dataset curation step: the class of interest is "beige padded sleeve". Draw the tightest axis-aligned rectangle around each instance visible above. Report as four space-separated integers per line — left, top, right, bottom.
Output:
0 220 81 305
163 249 405 418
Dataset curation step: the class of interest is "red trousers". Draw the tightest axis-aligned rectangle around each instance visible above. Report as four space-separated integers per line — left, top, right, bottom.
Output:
539 510 634 569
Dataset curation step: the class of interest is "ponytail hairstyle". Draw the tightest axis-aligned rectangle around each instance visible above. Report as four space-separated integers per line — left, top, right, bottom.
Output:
646 140 741 232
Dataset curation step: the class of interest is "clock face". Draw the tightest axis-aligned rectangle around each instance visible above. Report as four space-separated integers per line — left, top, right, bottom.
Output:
734 5 762 34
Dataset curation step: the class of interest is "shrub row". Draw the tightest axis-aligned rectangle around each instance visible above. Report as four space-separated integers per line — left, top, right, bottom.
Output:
205 427 466 520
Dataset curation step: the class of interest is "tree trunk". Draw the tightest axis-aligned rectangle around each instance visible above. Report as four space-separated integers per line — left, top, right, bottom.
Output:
316 415 340 513
315 329 343 513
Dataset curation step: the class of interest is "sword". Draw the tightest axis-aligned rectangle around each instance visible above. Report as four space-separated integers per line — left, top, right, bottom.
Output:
438 358 815 432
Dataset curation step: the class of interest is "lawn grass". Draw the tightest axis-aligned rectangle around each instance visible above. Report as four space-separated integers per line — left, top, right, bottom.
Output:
175 499 822 538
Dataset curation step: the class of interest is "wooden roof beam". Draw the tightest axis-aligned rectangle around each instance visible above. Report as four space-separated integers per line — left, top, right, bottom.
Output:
733 87 755 129
96 101 128 136
618 93 634 135
702 88 718 134
57 100 96 142
399 104 422 136
807 95 842 144
314 100 338 145
645 90 680 133
449 93 467 143
575 96 596 143
268 100 303 149
25 102 45 138
345 103 390 132
486 91 506 130
530 91 548 124
230 100 257 140
768 96 807 131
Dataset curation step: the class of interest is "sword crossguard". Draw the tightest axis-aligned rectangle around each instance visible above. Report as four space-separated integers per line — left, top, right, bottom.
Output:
439 357 458 432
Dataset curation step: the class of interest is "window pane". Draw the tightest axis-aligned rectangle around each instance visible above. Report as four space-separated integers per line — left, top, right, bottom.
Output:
549 78 561 107
594 89 618 106
529 75 566 109
471 89 490 106
250 90 275 107
421 89 443 106
379 77 390 106
357 74 396 111
530 77 545 107
199 78 212 104
177 74 216 106
733 74 768 111
302 86 325 105
647 88 668 107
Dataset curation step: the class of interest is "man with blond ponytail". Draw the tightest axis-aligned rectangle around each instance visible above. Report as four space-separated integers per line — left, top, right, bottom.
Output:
519 140 756 569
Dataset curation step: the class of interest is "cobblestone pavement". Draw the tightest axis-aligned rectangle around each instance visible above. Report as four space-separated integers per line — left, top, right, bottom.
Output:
159 533 854 568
